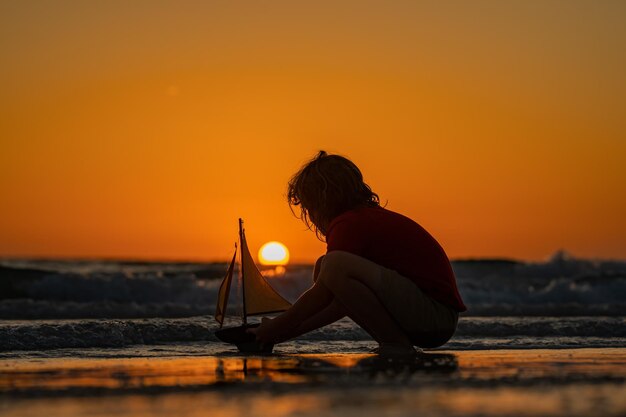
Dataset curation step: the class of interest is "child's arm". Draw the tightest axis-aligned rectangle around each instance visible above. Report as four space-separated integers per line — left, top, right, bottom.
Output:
275 299 345 342
250 274 334 343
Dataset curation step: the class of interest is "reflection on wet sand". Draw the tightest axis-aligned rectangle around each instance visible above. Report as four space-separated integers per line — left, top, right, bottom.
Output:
2 349 625 417
0 352 457 393
3 348 626 396
453 348 626 381
3 376 626 417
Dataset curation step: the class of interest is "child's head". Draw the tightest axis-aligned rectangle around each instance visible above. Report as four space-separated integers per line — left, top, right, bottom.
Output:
287 151 380 238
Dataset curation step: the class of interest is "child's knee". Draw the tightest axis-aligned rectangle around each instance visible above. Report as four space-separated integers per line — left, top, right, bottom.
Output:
313 255 325 282
318 251 352 288
320 250 350 271
319 251 386 295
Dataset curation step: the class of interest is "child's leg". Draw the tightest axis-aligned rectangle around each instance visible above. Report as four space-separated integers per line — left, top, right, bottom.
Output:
316 251 413 348
255 251 414 352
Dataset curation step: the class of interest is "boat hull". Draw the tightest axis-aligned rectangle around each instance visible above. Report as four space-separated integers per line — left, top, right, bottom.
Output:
214 324 274 354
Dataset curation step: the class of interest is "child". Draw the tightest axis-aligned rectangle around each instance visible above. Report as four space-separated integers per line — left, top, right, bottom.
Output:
250 151 466 357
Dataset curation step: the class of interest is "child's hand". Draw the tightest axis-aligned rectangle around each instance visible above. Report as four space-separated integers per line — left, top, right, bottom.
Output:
247 317 277 344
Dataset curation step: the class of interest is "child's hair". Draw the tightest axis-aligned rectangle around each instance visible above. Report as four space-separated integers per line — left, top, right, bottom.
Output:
287 151 380 239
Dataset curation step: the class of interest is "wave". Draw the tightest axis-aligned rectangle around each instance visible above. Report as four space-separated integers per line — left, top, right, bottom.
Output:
2 316 624 352
0 263 312 319
453 252 626 316
1 252 625 319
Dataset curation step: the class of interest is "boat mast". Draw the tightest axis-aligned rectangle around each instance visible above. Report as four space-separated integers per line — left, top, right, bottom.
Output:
239 218 247 325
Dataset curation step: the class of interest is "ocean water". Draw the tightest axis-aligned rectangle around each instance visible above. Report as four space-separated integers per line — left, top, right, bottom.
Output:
2 255 625 417
1 252 625 353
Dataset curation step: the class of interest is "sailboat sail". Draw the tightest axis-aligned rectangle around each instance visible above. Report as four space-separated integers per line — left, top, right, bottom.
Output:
240 230 292 316
214 247 237 327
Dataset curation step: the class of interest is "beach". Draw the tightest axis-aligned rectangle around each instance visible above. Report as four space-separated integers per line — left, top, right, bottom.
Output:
3 1 625 415
1 257 625 416
2 346 625 417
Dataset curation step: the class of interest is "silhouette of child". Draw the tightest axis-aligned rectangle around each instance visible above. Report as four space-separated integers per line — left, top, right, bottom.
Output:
250 151 466 357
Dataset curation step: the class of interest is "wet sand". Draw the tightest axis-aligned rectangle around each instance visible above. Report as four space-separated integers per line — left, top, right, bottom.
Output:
1 348 625 416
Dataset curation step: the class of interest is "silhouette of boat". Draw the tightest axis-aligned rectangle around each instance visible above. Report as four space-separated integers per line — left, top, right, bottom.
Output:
214 219 291 353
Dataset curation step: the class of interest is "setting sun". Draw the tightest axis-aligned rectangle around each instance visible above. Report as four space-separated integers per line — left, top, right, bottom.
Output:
258 242 290 266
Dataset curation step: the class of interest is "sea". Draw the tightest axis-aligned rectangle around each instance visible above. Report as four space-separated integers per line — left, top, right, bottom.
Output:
1 250 625 354
2 252 626 417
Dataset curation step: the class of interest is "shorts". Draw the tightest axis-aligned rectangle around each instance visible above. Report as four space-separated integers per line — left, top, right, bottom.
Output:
374 266 459 348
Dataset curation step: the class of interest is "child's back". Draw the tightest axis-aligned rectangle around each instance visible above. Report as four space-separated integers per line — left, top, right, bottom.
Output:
326 205 466 312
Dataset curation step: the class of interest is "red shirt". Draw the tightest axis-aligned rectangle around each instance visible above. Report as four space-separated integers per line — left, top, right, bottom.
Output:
326 206 466 312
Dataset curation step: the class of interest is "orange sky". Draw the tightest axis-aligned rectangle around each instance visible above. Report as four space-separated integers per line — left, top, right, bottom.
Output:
1 1 625 263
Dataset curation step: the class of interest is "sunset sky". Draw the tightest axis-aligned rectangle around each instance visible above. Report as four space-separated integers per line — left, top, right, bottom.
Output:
1 1 624 263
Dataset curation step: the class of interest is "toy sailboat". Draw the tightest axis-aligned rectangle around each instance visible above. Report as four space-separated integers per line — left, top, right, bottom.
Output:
214 218 292 352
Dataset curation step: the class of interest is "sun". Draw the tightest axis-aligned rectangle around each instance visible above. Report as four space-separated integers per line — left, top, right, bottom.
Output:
258 241 290 266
